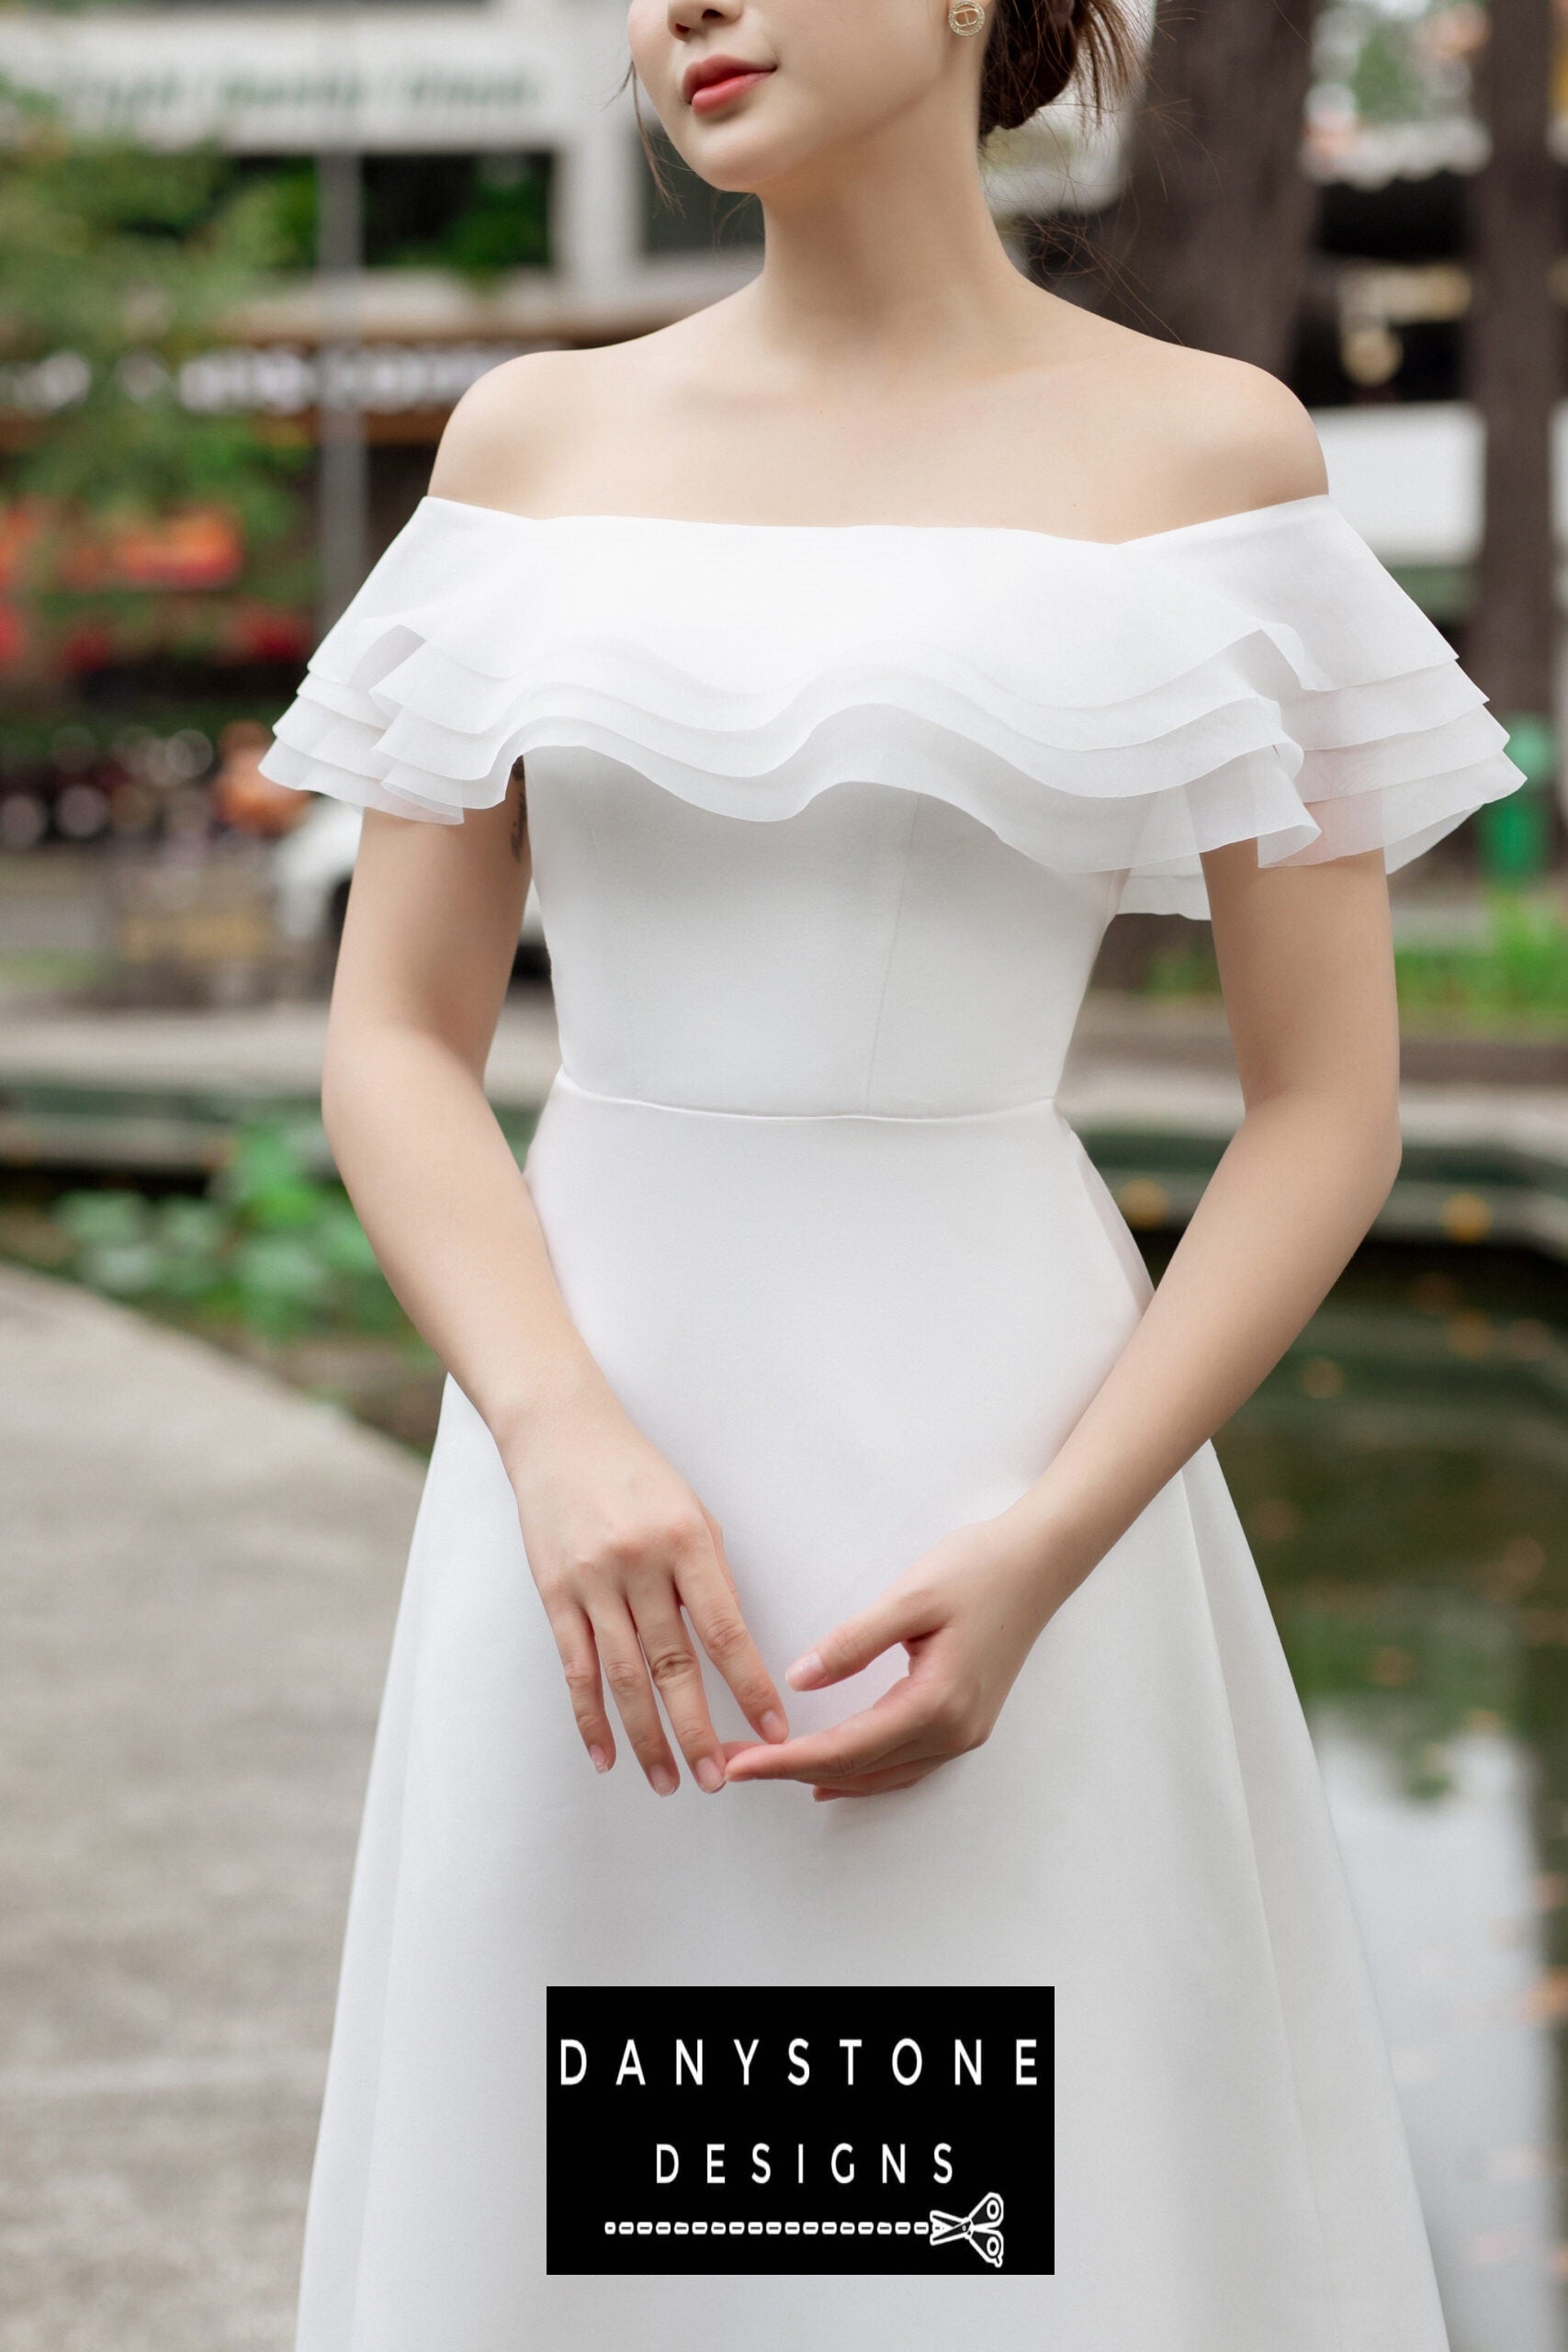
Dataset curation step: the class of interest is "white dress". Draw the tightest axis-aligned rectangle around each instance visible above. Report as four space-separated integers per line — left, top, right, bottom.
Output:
262 491 1523 2352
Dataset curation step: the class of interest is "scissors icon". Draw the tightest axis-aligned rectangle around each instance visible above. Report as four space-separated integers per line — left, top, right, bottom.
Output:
928 2189 1004 2268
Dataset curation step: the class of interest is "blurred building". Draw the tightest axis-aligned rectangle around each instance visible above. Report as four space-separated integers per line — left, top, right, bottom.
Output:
1 0 1566 855
3 1 1561 546
0 0 1121 537
0 0 1127 848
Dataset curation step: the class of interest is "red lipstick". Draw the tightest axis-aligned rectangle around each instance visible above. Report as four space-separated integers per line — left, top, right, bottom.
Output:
682 53 775 116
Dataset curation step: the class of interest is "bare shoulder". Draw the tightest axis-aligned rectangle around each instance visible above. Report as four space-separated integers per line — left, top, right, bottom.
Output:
427 343 625 512
1110 334 1327 522
1031 306 1328 535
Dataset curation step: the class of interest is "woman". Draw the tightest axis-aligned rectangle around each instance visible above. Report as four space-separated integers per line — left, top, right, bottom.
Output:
262 3 1522 2346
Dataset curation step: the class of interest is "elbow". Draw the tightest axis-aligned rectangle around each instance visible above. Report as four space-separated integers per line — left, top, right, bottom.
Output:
1361 1099 1404 1229
319 1001 481 1170
1249 1077 1404 1234
319 1045 351 1172
1306 1093 1403 1257
319 1004 370 1169
1375 1118 1404 1211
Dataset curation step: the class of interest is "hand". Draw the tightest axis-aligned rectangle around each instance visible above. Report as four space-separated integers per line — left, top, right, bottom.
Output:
721 1510 1070 1802
505 1381 789 1795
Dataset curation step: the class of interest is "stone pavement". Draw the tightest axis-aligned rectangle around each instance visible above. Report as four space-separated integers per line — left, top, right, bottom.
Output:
0 989 563 1108
0 1264 422 2352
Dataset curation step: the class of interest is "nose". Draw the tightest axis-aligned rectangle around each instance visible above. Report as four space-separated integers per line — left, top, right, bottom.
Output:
667 0 741 34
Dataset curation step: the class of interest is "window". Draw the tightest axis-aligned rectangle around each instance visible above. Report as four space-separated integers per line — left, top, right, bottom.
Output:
231 152 553 277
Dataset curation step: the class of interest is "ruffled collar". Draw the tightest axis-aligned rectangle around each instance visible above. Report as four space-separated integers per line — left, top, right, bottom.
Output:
261 491 1523 921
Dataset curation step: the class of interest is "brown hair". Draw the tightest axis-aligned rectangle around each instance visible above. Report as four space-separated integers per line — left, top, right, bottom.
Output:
979 0 1141 136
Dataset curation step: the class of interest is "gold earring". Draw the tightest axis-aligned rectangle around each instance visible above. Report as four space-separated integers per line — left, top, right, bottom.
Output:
948 2 987 32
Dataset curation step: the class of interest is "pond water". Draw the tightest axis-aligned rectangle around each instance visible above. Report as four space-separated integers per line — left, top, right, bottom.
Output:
1197 1242 1568 2352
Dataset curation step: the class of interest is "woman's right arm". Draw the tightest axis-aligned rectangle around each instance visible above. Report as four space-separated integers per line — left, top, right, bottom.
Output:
321 775 790 1793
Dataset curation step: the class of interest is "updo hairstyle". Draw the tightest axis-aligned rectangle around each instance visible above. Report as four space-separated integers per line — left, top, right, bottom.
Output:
978 0 1141 136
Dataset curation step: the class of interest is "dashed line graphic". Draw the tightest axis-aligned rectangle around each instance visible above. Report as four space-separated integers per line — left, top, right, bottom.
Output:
603 2189 1005 2267
605 2218 930 2236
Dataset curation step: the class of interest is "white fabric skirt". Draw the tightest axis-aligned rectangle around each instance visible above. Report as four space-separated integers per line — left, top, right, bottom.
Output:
294 1073 1449 2351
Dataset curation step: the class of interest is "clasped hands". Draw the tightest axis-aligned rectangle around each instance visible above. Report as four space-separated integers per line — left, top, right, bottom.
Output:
726 1510 1066 1802
509 1389 1072 1804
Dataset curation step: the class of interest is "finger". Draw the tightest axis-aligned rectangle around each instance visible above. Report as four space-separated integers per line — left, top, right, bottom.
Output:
679 1548 790 1744
814 1760 945 1801
592 1605 681 1796
626 1588 728 1794
790 1731 934 1783
698 1502 729 1577
545 1597 615 1775
789 1741 950 1792
785 1582 942 1693
723 1683 934 1784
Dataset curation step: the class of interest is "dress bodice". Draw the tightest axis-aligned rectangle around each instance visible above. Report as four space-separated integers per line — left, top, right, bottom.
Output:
525 751 1115 1114
262 493 1523 1114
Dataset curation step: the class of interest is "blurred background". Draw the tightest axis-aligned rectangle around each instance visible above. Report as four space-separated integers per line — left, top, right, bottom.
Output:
0 3 1566 2347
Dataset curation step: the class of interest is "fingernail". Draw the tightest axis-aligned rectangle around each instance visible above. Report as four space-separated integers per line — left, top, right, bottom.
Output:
589 1745 609 1774
650 1764 678 1797
696 1756 725 1793
761 1709 788 1742
786 1651 822 1690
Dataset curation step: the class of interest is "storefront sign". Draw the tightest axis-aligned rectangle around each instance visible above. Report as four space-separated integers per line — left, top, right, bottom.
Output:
0 17 574 152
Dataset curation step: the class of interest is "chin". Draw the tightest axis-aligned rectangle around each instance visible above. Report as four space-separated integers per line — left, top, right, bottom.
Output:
670 96 893 197
662 95 796 190
677 135 795 196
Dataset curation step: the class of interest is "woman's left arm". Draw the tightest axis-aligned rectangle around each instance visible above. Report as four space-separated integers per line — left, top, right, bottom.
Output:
725 842 1404 1798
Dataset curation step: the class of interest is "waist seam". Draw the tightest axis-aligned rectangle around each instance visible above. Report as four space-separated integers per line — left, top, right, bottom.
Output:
547 1068 1061 1126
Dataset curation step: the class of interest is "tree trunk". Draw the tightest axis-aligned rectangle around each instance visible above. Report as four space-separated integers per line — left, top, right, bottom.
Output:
1467 0 1558 728
1091 0 1321 375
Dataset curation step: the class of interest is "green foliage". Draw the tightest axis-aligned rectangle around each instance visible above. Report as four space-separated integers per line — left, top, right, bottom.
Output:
248 160 320 277
1140 888 1568 1029
52 1119 400 1341
1314 1 1483 130
384 154 552 283
1348 19 1431 125
1393 889 1568 1027
0 81 305 627
1140 937 1224 999
1276 1585 1519 1798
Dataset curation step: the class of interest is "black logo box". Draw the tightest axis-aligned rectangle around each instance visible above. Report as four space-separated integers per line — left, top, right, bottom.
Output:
547 1985 1055 2277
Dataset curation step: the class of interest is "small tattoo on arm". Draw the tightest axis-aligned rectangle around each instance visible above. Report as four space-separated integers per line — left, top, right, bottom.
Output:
508 758 526 862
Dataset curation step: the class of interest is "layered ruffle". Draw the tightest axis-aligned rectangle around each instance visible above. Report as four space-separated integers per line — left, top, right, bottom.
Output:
260 493 1525 919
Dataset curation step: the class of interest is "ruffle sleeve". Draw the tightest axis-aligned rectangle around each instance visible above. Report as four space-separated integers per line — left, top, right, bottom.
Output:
259 492 1526 921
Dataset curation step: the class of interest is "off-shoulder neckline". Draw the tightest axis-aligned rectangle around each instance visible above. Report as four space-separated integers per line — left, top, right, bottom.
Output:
420 488 1337 556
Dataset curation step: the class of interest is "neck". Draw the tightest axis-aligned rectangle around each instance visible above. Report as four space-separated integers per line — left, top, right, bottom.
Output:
736 96 1046 378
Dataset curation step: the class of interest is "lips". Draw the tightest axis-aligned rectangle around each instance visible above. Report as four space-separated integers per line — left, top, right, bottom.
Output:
682 52 775 114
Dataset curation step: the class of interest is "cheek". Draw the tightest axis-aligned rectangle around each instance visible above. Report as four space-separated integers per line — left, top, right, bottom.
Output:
782 0 951 112
625 0 675 108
